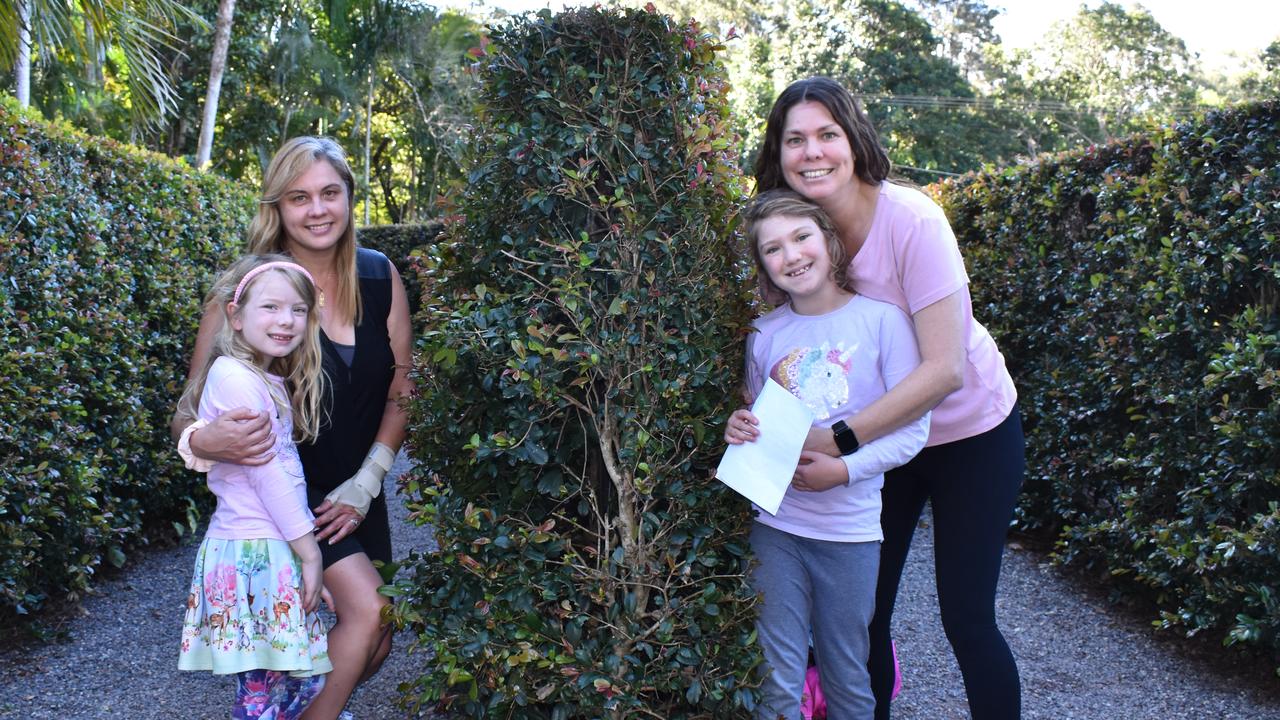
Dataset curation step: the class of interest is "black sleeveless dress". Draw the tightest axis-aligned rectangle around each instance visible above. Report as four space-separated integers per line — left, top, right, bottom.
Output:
300 247 396 568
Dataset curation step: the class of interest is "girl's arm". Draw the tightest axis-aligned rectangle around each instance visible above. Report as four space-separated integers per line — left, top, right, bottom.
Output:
312 261 414 542
247 454 329 614
803 290 965 455
286 532 328 614
171 302 275 465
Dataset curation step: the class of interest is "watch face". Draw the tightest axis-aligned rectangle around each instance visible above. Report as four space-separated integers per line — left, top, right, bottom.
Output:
833 421 858 454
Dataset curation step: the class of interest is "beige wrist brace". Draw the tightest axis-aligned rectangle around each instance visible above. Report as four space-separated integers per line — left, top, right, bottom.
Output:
324 442 395 517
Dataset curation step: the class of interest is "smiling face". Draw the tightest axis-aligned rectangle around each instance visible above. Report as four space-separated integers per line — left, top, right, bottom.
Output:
780 101 859 205
278 159 351 256
229 271 309 367
755 213 842 312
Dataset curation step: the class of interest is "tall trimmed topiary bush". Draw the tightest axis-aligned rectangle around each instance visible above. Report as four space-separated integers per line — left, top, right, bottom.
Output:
389 6 760 717
356 221 443 320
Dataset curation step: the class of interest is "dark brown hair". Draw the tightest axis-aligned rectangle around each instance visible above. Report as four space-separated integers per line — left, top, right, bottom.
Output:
753 77 890 193
743 189 853 306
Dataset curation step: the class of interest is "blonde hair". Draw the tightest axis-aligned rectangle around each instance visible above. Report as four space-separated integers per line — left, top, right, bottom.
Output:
246 136 362 325
178 254 328 442
743 189 854 307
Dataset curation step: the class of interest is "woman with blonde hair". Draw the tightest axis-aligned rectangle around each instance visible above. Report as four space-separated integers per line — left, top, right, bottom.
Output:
174 136 413 720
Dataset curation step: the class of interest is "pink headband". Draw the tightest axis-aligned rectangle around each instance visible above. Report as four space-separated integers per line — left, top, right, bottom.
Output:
233 261 317 304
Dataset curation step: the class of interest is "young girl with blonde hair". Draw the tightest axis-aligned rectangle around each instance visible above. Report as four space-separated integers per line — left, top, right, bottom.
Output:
177 254 332 719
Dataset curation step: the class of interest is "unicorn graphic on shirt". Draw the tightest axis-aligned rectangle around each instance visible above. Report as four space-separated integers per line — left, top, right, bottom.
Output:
771 342 855 420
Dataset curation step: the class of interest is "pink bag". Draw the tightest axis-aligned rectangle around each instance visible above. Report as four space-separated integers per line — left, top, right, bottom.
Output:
800 641 902 720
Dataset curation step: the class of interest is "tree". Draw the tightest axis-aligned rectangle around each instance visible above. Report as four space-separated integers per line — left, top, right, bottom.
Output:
195 0 236 169
0 0 205 125
904 0 1003 87
743 0 1023 179
1212 40 1280 105
12 0 31 105
137 0 476 221
1005 1 1198 143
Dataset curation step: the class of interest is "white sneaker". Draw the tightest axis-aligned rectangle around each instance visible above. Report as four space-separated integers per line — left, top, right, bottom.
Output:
337 712 355 720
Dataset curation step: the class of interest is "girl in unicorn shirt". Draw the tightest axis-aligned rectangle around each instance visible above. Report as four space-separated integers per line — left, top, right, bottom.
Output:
725 190 929 720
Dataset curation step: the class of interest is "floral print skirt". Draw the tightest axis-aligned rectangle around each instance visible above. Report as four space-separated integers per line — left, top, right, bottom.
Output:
178 537 331 677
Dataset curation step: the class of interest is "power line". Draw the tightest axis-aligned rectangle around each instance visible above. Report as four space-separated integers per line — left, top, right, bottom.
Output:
894 164 964 178
853 92 1204 117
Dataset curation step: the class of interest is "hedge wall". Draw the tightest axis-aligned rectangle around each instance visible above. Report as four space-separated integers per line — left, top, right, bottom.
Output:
357 221 442 319
0 103 254 625
936 101 1280 664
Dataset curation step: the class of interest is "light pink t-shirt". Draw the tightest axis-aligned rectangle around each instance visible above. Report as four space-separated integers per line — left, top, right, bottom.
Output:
848 182 1017 446
198 356 315 542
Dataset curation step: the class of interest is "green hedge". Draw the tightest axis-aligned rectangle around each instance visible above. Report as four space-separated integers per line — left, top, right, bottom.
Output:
357 221 442 319
936 101 1280 664
388 7 761 717
0 102 253 625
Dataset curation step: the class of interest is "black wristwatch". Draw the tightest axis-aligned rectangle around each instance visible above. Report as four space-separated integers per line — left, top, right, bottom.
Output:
832 420 861 455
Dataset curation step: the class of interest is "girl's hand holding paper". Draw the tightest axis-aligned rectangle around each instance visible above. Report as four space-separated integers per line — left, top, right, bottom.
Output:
715 378 816 515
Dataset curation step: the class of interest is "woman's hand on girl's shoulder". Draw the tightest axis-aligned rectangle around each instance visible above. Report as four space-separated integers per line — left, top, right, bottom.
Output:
191 408 276 466
724 408 760 445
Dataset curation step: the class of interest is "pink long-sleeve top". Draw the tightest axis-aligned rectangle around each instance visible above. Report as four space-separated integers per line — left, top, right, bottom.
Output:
198 356 315 542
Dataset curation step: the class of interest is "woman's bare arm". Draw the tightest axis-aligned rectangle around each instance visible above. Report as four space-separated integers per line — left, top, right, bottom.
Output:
805 290 966 455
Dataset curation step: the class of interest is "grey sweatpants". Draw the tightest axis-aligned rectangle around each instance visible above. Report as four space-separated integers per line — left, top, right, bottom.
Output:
750 521 879 720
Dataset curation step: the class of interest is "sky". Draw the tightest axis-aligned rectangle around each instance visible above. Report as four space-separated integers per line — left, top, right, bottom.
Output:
432 0 1280 75
991 0 1279 72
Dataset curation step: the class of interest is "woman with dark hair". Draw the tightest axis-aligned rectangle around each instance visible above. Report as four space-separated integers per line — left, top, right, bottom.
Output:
754 76 1025 720
173 137 413 720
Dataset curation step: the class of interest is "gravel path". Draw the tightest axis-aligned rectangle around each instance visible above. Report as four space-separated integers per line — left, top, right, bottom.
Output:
0 453 436 720
885 511 1280 719
2 460 1278 719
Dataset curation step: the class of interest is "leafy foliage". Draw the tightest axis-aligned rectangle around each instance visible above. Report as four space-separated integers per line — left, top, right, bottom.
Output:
388 7 761 717
172 0 481 222
0 100 252 627
356 221 442 318
937 100 1280 668
717 0 1026 180
0 0 206 124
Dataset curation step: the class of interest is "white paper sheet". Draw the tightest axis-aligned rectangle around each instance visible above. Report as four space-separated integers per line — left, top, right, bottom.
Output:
715 378 815 515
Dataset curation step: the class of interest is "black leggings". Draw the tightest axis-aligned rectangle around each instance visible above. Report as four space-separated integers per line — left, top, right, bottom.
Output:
868 408 1025 720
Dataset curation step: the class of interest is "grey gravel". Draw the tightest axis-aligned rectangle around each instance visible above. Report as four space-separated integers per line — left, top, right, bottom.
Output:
0 452 436 720
887 508 1280 719
2 461 1278 719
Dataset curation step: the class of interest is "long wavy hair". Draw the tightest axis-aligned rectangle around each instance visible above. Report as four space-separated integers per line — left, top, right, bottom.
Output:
177 254 327 442
743 189 853 307
753 76 891 193
246 136 362 325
